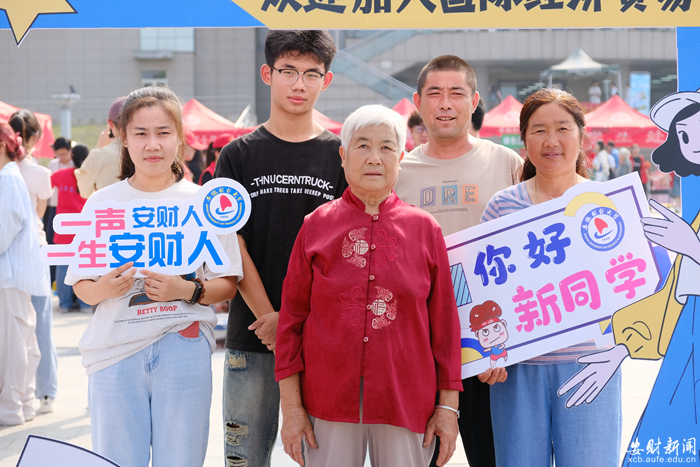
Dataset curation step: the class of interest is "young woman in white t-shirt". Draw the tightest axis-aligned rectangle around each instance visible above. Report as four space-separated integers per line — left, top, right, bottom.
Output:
70 86 242 467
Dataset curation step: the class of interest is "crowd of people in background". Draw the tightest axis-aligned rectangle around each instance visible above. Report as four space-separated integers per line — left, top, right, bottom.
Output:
591 138 653 198
0 27 685 467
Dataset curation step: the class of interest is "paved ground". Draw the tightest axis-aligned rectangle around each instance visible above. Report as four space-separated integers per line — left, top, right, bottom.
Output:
0 295 661 467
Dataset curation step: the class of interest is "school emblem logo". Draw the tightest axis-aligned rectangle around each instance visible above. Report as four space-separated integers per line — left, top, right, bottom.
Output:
580 207 625 251
202 185 247 229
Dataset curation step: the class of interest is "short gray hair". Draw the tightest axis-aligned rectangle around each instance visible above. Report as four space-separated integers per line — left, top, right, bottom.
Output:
341 104 406 154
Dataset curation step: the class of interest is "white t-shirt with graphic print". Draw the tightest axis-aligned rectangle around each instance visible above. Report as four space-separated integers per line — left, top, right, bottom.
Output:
66 178 243 375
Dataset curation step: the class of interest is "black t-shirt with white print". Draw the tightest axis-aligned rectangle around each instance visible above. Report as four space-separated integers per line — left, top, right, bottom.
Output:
215 125 348 353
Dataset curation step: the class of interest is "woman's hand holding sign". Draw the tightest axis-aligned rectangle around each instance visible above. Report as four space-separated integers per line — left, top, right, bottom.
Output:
140 269 195 303
74 262 137 305
477 367 508 385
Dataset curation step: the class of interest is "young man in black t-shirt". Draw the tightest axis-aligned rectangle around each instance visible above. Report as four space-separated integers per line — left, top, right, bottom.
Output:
214 30 347 467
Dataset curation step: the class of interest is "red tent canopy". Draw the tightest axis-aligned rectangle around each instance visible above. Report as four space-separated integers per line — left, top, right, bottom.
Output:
0 100 55 159
312 109 342 135
481 95 522 138
230 110 342 138
585 96 666 148
183 102 344 143
182 99 248 148
392 98 417 121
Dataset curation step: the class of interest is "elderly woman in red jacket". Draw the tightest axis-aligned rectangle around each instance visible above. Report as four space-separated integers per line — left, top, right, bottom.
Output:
275 104 463 467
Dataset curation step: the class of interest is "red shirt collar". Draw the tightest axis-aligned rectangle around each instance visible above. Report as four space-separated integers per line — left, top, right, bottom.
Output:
342 188 402 214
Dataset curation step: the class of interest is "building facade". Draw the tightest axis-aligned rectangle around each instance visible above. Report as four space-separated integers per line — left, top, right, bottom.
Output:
0 28 677 126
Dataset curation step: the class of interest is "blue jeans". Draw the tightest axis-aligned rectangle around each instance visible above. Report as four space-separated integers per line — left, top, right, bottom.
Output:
31 294 57 399
56 264 89 309
88 331 212 467
222 350 280 467
490 361 622 467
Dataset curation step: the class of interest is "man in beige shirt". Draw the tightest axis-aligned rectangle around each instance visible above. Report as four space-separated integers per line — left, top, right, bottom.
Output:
394 55 522 467
75 97 125 198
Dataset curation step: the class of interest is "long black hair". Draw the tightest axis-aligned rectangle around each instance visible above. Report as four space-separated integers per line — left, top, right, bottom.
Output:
651 103 700 176
9 109 41 152
71 143 90 169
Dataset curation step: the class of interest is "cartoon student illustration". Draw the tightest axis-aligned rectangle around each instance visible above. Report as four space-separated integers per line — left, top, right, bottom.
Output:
558 89 700 464
470 300 509 368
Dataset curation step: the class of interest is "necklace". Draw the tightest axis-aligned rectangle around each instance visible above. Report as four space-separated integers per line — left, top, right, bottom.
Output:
534 173 578 204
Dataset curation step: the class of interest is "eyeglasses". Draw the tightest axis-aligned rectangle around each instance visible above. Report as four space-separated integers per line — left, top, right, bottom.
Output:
270 67 325 87
412 125 427 134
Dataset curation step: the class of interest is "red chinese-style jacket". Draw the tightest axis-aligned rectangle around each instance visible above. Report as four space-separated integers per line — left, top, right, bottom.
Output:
275 188 462 433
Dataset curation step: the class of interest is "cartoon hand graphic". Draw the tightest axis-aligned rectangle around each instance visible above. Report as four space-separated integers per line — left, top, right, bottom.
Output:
557 344 629 408
642 199 700 263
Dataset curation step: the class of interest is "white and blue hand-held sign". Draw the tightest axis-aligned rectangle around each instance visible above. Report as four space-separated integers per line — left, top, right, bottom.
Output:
40 179 250 276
